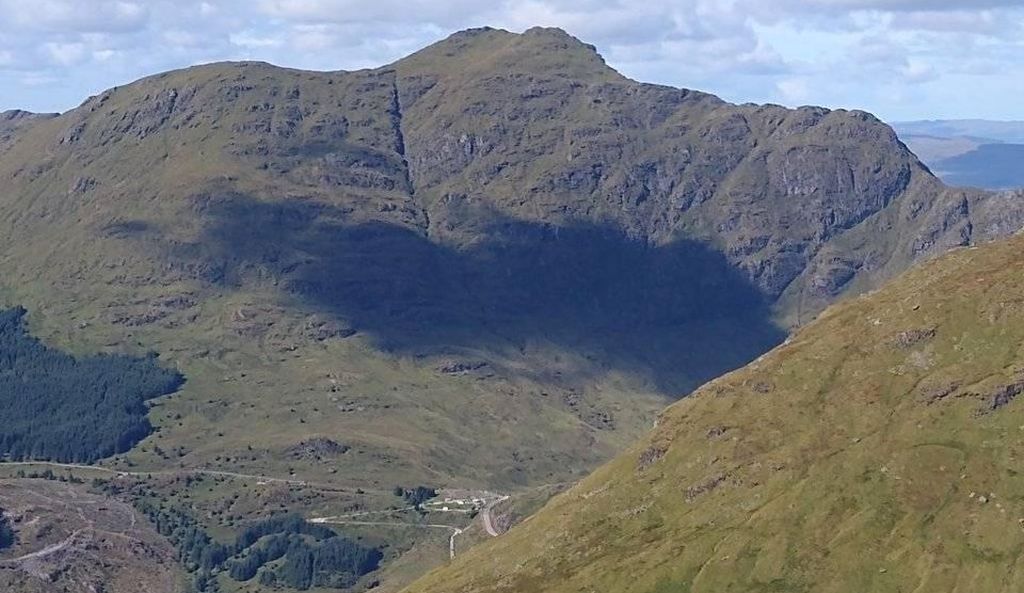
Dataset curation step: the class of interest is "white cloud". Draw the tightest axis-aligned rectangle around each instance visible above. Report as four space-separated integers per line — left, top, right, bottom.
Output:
43 41 87 66
229 31 285 49
776 77 812 103
0 0 150 33
92 49 118 62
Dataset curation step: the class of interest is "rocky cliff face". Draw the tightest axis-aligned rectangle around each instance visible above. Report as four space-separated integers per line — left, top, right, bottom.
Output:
393 28 1020 323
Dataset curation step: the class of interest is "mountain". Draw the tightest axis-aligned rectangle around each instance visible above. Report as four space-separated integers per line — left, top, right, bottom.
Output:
404 229 1024 593
894 120 1024 190
0 26 1022 591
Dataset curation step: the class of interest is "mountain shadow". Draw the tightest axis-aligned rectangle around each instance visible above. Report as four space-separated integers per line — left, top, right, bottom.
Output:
178 193 785 394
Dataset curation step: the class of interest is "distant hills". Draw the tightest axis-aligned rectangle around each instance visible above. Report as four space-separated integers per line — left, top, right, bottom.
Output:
894 120 1024 190
895 120 1024 144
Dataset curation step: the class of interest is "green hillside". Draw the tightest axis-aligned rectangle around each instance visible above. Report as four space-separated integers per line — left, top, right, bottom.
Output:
405 233 1024 593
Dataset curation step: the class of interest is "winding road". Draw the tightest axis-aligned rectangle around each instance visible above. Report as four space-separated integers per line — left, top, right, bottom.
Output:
480 495 510 537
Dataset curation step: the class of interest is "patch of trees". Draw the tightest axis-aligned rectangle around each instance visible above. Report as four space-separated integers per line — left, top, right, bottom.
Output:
0 506 14 551
0 307 184 463
394 485 437 508
228 514 382 590
13 468 84 484
134 502 381 592
252 533 383 589
134 501 227 592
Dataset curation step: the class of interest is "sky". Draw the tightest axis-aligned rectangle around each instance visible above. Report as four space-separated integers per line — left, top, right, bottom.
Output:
0 0 1022 122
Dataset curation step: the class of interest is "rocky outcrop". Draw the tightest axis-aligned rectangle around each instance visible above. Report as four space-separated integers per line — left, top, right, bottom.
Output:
390 27 1022 322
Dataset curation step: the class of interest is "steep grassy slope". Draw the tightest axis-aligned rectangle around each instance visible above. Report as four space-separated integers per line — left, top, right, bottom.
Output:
405 233 1024 593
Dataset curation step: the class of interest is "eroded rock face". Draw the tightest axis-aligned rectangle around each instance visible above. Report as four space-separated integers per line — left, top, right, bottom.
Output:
391 28 1023 318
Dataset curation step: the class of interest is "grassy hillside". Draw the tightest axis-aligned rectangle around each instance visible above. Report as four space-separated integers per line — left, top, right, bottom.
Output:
405 233 1024 593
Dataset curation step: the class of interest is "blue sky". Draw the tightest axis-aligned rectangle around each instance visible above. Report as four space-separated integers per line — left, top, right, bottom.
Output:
1 0 1022 122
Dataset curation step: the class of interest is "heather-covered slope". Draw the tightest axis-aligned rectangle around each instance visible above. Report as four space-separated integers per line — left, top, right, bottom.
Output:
406 233 1024 593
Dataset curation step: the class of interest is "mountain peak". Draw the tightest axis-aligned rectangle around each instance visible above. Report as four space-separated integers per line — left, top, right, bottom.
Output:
394 25 617 81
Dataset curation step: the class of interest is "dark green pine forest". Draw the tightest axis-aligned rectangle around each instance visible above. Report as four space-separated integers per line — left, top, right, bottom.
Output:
0 307 184 463
135 501 382 592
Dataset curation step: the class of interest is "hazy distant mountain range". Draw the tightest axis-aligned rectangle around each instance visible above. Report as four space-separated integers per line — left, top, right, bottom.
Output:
894 120 1024 190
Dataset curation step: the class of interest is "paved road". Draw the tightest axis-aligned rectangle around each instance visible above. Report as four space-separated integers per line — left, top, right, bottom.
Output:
480 495 511 537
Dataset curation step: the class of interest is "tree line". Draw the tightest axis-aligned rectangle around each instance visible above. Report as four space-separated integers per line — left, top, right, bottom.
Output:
394 485 438 508
133 500 381 592
0 307 184 463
